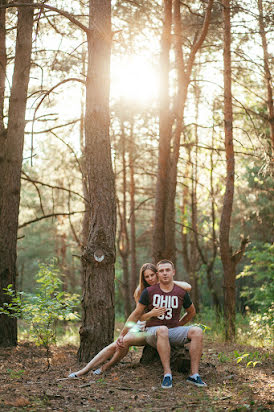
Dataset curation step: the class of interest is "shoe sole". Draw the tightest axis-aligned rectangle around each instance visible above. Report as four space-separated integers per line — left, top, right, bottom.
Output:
161 385 172 388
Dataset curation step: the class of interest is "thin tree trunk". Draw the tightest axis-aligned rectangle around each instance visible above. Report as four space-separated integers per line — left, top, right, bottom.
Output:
129 121 137 309
181 159 190 275
0 0 34 347
220 0 248 341
80 43 89 249
194 100 221 316
220 0 235 341
208 113 221 315
257 0 274 153
117 120 131 319
78 0 116 362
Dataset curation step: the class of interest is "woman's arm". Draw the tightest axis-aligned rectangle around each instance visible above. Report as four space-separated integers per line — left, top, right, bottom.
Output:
140 306 166 321
174 280 192 292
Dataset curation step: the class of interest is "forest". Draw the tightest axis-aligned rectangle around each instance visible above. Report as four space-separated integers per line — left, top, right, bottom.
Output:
0 0 273 411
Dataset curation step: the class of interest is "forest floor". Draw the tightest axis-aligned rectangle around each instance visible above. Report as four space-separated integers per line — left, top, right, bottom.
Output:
0 337 273 412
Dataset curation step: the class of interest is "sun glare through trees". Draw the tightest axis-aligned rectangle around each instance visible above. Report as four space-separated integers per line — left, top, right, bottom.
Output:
0 0 273 410
111 55 159 104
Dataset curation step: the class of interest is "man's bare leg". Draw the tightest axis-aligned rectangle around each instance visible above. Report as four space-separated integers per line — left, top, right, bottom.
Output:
187 327 203 375
156 326 171 375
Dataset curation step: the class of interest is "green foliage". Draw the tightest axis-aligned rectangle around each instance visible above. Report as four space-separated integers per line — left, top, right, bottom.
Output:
237 311 273 346
237 243 274 314
0 262 79 352
218 352 231 363
196 307 272 346
6 368 25 380
233 350 266 368
217 349 268 367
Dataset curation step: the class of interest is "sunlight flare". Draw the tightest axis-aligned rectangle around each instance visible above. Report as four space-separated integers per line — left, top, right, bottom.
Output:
111 55 159 103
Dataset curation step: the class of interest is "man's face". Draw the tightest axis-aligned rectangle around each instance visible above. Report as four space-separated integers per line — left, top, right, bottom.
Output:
157 262 175 285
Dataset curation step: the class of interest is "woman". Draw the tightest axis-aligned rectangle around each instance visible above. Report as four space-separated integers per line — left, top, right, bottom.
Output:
68 263 191 378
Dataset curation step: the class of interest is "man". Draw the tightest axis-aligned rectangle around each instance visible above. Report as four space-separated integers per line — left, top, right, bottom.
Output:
117 260 206 388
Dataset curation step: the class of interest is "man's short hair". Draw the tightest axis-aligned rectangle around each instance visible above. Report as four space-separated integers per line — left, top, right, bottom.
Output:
156 259 175 270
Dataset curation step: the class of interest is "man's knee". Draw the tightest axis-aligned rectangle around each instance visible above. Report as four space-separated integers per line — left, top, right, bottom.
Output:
188 326 203 341
156 326 169 339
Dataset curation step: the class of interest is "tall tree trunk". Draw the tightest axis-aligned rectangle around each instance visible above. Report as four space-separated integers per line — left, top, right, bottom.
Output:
220 0 248 341
207 117 221 315
0 0 6 136
220 0 235 341
153 0 213 264
0 0 34 347
257 0 274 153
153 0 172 263
117 120 131 319
129 121 137 309
80 43 90 249
78 0 116 362
194 100 221 316
181 148 200 311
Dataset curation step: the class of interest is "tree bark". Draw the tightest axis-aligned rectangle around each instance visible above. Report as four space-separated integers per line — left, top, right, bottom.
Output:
153 0 213 264
117 120 131 318
153 0 173 263
0 0 34 346
129 121 137 309
220 0 235 341
0 0 6 136
140 344 190 373
78 0 116 362
257 0 274 153
194 101 221 316
220 0 248 341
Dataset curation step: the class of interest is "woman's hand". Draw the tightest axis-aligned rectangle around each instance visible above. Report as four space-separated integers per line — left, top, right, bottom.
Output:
150 306 166 317
115 336 125 349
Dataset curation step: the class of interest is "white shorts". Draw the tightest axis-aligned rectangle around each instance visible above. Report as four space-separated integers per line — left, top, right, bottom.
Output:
129 320 146 334
145 325 191 348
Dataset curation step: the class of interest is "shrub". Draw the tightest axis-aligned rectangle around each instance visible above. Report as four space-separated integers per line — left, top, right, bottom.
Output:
0 261 79 367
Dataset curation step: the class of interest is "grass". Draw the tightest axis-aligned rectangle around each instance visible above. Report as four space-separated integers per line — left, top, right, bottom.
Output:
18 320 80 346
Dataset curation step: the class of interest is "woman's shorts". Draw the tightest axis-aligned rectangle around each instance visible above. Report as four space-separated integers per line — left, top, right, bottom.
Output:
128 320 146 334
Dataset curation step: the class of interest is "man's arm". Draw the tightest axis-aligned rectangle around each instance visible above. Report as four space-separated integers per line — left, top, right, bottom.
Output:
178 303 196 326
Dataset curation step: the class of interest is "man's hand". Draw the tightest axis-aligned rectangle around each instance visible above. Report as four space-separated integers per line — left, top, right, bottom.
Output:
179 303 196 326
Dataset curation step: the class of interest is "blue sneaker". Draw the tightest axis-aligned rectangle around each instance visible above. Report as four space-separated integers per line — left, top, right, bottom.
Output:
186 375 207 387
161 375 172 389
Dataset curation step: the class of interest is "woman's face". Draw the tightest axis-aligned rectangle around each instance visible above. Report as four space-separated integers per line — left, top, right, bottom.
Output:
143 269 157 286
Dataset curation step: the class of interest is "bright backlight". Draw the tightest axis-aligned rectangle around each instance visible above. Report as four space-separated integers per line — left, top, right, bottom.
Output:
111 55 159 103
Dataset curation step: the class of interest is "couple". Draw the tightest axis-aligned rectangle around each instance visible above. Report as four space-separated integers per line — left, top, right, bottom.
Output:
69 260 206 388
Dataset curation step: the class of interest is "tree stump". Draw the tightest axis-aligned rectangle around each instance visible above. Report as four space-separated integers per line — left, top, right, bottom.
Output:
140 344 191 373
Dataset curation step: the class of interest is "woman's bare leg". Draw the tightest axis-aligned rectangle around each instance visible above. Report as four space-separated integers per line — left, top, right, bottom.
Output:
70 342 117 377
100 333 146 373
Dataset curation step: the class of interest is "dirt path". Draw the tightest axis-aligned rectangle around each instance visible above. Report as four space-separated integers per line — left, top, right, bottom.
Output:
0 339 273 411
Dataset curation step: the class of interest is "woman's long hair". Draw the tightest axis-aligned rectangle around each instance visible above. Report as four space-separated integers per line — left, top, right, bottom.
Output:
133 263 157 303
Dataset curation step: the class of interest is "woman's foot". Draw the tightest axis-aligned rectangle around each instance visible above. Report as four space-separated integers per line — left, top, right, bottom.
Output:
68 372 78 378
93 368 102 375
